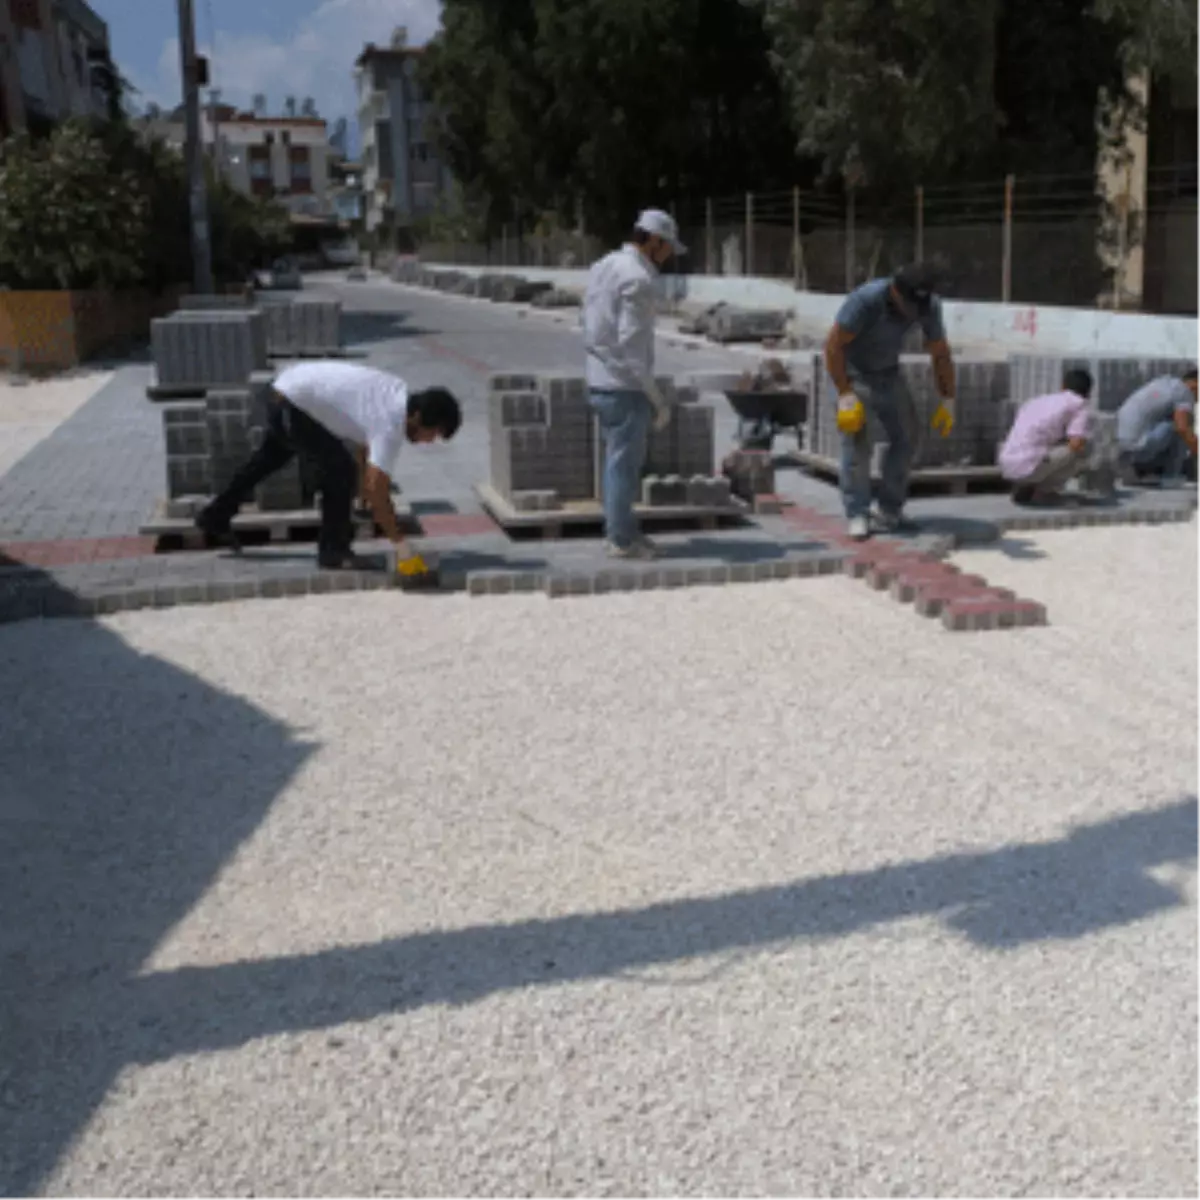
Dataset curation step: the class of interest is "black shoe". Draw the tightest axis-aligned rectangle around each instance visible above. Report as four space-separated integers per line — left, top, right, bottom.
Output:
195 509 243 553
1011 484 1036 506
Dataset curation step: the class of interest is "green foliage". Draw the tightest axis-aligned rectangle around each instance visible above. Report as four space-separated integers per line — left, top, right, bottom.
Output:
0 117 293 292
756 0 1189 196
0 121 151 290
421 0 798 242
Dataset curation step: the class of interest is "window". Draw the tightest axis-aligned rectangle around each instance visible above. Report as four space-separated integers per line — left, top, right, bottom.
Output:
288 145 312 194
248 144 272 195
281 130 290 146
264 131 275 145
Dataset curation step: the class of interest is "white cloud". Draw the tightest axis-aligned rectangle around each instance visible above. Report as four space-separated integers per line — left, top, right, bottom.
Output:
143 0 442 134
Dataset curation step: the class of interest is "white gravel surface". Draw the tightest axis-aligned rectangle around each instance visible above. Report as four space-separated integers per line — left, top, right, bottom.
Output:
3 525 1195 1197
0 371 112 479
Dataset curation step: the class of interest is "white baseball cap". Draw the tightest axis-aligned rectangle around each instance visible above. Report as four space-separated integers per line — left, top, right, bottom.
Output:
634 208 687 255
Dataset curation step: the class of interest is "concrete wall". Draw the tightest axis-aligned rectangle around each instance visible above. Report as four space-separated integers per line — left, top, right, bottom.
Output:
419 262 1198 359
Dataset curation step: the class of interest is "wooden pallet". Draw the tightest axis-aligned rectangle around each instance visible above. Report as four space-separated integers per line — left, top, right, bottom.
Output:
476 483 750 539
792 449 1006 496
146 383 213 402
140 500 417 551
267 347 366 360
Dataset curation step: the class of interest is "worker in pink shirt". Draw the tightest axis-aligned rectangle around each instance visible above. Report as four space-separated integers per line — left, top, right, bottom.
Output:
998 368 1093 505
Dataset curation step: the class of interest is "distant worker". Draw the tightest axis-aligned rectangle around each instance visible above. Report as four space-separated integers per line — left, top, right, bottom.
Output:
998 368 1094 505
583 208 685 559
196 361 462 569
824 264 957 539
1116 368 1198 485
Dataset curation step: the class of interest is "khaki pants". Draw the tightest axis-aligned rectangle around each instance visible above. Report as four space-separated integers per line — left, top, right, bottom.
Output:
1017 444 1084 493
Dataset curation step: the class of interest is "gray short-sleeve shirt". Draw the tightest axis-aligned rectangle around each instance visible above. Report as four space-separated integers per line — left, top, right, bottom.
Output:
1116 376 1195 449
835 278 946 378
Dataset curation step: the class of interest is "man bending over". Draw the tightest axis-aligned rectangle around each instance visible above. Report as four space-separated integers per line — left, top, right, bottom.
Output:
197 361 461 569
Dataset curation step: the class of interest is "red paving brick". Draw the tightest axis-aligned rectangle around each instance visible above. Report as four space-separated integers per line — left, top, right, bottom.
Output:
0 536 156 568
942 596 1048 632
418 512 499 538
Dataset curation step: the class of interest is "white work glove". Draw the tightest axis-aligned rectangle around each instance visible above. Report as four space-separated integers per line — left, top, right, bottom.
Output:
647 380 672 432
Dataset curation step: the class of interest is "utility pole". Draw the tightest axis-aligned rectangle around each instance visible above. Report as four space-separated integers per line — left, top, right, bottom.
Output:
177 0 214 293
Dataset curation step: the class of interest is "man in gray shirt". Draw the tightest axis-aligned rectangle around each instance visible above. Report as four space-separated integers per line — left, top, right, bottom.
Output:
1116 369 1197 483
824 264 958 539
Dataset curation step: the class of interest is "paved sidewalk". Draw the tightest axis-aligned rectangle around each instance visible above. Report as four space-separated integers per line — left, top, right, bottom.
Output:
0 279 1193 624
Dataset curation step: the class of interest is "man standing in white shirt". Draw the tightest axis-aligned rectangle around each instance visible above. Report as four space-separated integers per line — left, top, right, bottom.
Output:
583 209 685 559
196 361 462 569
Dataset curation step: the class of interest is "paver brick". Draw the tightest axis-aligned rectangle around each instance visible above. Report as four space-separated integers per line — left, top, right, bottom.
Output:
941 596 1048 632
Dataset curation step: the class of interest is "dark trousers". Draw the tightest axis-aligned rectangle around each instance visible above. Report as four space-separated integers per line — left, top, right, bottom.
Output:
203 396 357 560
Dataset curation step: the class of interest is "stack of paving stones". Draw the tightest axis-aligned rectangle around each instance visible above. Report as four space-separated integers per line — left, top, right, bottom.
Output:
161 370 307 515
150 309 270 393
707 306 790 344
487 371 730 511
1009 354 1195 413
721 449 780 512
259 296 343 357
805 352 1010 470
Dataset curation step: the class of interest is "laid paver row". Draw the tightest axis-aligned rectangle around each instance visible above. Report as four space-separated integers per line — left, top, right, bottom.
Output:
778 500 1196 631
0 494 1193 627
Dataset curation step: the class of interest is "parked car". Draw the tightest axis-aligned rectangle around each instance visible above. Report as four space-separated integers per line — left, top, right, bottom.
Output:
254 257 304 291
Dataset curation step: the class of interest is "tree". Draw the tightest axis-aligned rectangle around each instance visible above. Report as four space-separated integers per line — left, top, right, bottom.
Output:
422 0 799 242
0 119 293 291
0 121 151 289
755 0 1195 195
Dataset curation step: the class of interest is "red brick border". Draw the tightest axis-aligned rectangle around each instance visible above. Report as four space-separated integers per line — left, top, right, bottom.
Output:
0 536 156 568
780 501 1049 633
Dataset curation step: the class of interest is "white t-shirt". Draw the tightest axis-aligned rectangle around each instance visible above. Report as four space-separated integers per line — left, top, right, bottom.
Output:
274 361 409 473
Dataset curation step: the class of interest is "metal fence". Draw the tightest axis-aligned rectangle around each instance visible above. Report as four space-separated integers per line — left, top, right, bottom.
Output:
418 166 1196 316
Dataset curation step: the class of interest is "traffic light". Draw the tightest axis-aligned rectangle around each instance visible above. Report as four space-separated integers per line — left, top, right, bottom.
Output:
195 54 209 86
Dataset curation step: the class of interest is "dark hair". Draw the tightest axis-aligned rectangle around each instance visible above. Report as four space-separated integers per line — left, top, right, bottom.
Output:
1183 367 1198 383
1063 368 1093 399
409 387 462 439
630 228 653 246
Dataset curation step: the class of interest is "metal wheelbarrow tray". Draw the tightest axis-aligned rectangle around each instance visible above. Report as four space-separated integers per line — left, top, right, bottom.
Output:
724 389 808 452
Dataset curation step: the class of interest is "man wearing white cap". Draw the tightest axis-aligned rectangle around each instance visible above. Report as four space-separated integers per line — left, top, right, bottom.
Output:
582 208 686 558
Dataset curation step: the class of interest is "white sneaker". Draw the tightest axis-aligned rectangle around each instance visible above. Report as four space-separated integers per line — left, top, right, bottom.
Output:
607 537 658 560
848 516 871 541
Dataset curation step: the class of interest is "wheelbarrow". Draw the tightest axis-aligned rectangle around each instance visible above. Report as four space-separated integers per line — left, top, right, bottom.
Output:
724 389 808 452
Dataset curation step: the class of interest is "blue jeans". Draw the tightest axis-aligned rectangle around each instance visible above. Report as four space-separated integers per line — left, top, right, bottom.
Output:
589 388 651 547
1128 419 1190 479
838 372 917 520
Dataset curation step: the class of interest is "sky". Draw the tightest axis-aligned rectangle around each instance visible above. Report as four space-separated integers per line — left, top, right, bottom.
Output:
90 0 443 151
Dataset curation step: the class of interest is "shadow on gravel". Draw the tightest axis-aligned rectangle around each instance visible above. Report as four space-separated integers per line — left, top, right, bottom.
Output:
119 796 1197 1060
0 565 314 1195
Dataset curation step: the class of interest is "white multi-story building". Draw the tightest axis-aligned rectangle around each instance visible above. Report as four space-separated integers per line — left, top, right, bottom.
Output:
0 0 118 137
354 29 452 234
144 104 335 219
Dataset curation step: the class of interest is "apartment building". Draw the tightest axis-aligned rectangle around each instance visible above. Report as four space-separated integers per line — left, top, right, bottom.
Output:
354 29 452 234
144 104 335 218
0 0 118 137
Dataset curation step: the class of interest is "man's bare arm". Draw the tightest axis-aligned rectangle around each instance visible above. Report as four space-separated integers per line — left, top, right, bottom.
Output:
1174 408 1198 455
356 445 369 507
927 337 956 400
824 324 856 395
363 463 407 544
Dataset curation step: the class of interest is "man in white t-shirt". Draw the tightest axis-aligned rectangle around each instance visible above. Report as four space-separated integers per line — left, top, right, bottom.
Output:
197 361 462 569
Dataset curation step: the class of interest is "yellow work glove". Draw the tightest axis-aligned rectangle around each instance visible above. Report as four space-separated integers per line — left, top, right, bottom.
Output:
396 552 430 577
932 401 955 438
836 392 866 436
